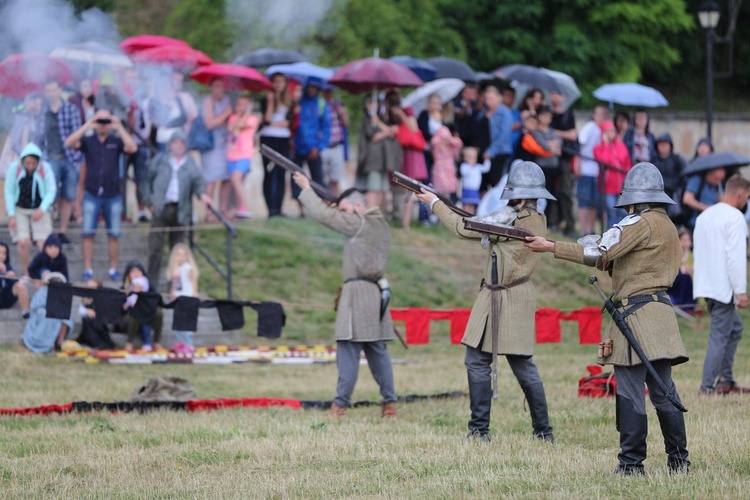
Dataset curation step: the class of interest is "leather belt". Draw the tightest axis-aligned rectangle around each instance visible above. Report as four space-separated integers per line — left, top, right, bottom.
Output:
480 276 529 292
614 291 672 320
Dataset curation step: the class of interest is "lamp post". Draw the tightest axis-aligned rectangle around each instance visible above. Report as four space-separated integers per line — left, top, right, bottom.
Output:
698 1 721 140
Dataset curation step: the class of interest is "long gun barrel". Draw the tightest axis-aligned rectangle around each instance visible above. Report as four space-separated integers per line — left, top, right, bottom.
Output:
260 144 337 202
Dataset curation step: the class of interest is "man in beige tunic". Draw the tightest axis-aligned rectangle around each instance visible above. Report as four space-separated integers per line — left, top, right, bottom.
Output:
526 162 690 475
417 162 555 442
292 172 397 418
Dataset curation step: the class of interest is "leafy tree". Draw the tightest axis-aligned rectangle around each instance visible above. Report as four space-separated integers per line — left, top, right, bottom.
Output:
113 0 180 37
313 0 466 66
162 0 236 60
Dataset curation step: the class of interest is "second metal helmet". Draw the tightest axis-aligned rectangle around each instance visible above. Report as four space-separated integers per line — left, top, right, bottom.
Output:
500 161 557 201
614 162 675 207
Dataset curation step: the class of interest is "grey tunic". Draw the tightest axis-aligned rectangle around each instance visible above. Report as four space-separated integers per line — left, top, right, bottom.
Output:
299 188 395 342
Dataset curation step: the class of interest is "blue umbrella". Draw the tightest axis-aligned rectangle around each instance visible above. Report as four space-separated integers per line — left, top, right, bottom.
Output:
593 83 669 108
389 56 437 82
265 62 334 84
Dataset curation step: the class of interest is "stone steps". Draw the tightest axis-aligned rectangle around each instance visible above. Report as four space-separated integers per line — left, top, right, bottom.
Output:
0 224 247 347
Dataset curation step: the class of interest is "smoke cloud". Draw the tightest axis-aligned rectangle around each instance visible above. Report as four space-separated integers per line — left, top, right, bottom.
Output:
226 0 335 60
0 0 118 60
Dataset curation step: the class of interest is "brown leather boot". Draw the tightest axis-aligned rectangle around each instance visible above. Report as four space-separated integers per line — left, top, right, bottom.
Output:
329 403 347 417
381 402 397 418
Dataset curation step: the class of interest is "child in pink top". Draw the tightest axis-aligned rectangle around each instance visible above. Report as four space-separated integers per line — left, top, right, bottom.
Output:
430 123 463 198
227 95 260 219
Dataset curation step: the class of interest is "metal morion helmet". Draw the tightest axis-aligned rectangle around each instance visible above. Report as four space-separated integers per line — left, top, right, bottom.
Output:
500 161 557 201
614 162 676 207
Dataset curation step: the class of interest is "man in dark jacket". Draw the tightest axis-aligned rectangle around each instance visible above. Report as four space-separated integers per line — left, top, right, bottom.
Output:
291 78 331 205
145 131 212 289
652 133 686 200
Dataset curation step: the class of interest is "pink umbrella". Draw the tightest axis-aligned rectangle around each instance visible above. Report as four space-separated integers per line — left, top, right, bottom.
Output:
328 57 422 93
120 35 190 55
189 63 272 92
131 45 213 69
0 52 73 99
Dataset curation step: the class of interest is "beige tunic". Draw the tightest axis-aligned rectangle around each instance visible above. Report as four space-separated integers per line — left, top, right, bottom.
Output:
554 208 688 366
299 188 395 342
433 201 546 355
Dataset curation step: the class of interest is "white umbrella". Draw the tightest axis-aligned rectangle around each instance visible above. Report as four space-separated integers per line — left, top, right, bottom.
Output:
402 78 465 115
593 83 669 108
51 41 132 76
511 68 580 111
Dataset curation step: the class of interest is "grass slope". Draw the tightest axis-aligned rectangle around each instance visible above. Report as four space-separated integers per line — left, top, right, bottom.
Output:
1 218 749 497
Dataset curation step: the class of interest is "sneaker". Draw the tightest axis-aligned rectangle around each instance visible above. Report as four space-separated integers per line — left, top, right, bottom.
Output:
108 269 121 281
21 310 30 319
234 208 253 219
58 233 71 245
141 344 153 352
82 269 94 281
138 215 149 223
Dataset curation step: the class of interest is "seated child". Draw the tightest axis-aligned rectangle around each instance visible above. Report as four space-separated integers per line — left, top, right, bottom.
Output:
22 271 72 353
0 241 30 318
27 234 68 281
123 274 153 351
75 278 116 350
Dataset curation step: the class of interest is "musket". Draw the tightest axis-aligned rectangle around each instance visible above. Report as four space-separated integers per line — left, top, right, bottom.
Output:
462 219 535 241
490 252 499 399
260 144 338 203
392 172 473 217
589 276 687 413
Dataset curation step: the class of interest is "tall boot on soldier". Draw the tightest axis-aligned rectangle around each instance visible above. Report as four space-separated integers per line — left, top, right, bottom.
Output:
615 396 648 476
523 382 554 442
466 378 492 442
657 410 690 474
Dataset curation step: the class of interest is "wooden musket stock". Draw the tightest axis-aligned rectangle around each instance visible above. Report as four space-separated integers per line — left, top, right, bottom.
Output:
392 172 473 217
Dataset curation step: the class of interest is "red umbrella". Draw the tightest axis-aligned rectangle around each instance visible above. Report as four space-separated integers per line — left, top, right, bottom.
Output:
119 35 190 55
189 63 272 92
328 57 423 93
132 45 213 69
0 52 73 99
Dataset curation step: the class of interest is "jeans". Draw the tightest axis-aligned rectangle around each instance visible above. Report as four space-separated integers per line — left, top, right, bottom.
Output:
48 158 79 201
82 192 123 238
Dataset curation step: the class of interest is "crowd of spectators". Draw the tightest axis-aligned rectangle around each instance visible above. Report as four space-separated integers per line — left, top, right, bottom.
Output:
1 66 748 354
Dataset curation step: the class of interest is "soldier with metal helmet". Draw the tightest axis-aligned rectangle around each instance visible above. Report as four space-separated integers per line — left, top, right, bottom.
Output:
417 161 555 443
526 162 690 475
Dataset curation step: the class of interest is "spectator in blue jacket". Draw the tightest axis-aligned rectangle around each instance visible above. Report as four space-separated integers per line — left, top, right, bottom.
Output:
291 77 331 210
4 142 57 275
481 84 513 192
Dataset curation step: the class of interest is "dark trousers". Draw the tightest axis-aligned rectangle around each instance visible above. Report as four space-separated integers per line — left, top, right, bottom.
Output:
147 203 185 291
481 154 509 191
333 340 397 408
465 344 551 437
701 298 744 391
124 147 150 207
261 136 290 216
542 167 561 229
291 153 326 199
557 159 577 234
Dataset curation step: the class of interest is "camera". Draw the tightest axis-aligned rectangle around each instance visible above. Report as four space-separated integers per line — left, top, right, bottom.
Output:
96 118 112 125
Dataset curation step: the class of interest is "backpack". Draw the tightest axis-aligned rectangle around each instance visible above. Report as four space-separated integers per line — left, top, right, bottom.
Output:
187 114 214 152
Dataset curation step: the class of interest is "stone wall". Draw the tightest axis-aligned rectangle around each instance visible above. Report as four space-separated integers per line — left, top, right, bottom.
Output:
574 112 750 158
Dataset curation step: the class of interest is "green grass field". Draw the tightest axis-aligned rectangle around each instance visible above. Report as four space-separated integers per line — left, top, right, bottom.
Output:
1 218 749 498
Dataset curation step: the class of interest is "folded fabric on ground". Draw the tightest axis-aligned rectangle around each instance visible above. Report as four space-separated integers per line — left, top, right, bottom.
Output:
46 283 286 337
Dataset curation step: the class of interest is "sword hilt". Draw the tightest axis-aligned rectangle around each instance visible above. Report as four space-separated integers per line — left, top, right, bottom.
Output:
589 275 608 301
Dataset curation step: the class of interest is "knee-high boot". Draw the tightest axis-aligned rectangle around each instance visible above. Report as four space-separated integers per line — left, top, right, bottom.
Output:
657 410 690 473
467 378 492 440
615 396 648 476
523 382 554 442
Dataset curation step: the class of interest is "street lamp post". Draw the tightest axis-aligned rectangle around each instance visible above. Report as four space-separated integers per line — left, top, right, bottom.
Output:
698 1 721 140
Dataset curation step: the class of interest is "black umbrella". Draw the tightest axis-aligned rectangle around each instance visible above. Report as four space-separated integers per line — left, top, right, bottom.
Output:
389 56 437 82
493 64 561 93
681 152 750 177
233 48 306 68
426 57 477 82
